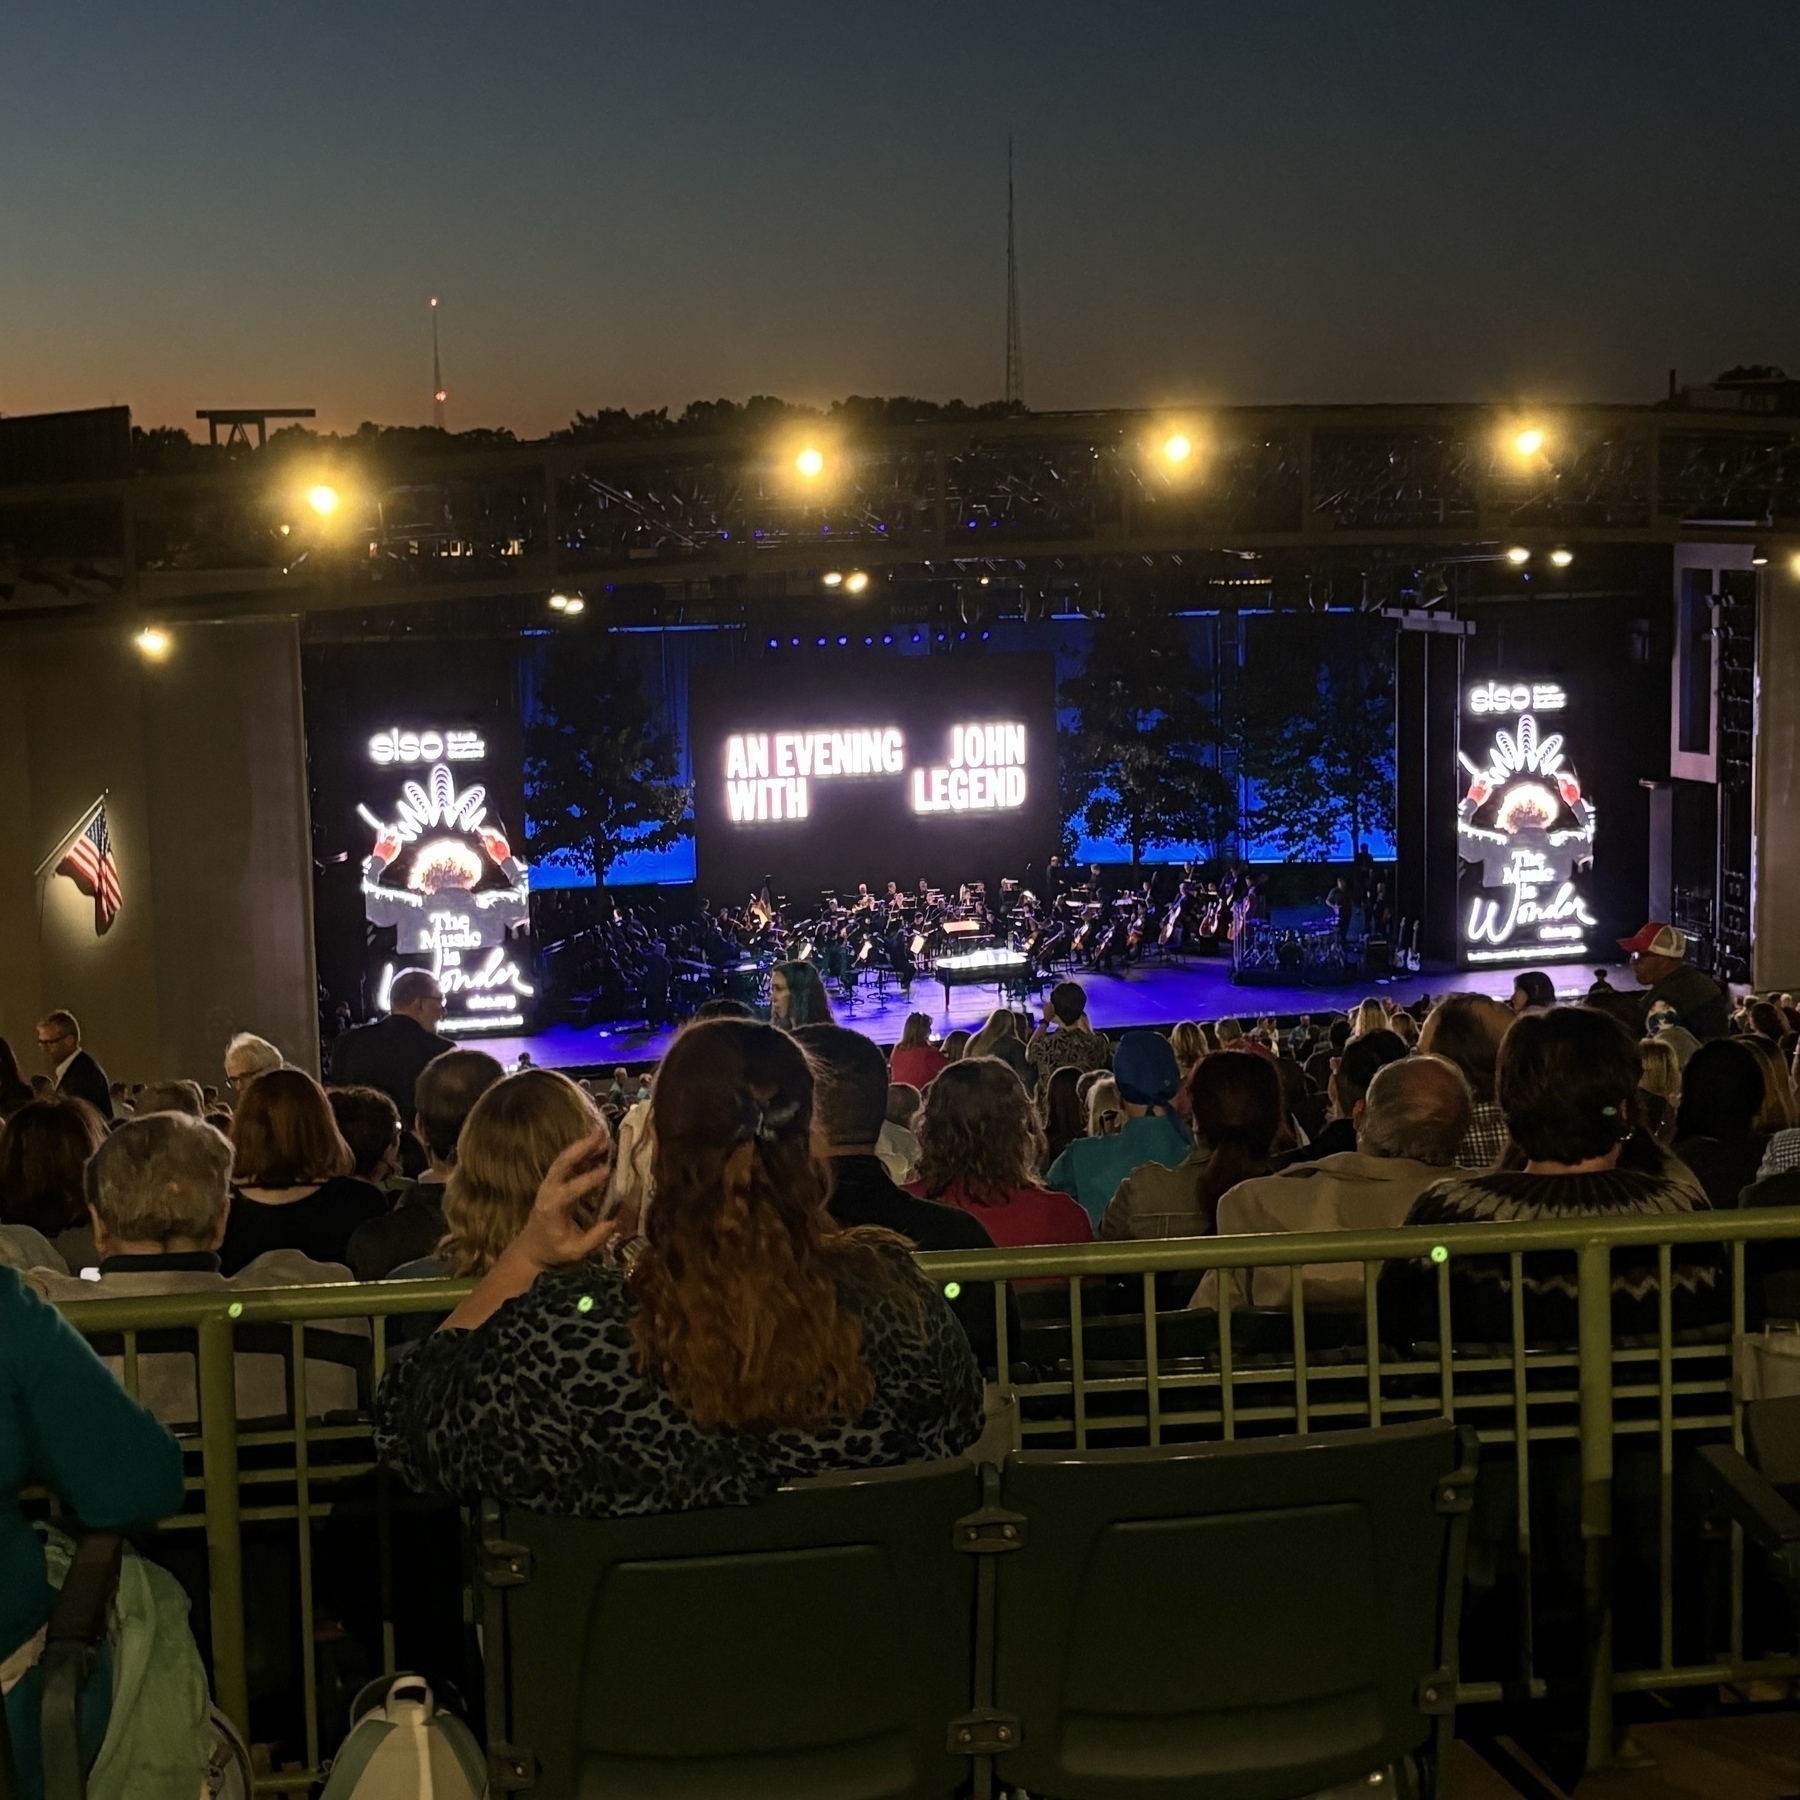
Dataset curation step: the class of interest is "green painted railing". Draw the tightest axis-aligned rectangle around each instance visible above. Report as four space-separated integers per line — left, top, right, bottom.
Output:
45 1205 1800 1788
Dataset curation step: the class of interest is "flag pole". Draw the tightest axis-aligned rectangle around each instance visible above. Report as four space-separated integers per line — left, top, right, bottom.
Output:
33 791 109 881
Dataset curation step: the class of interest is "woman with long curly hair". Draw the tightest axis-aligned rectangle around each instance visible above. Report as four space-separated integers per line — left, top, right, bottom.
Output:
906 1058 1092 1247
374 1019 984 1516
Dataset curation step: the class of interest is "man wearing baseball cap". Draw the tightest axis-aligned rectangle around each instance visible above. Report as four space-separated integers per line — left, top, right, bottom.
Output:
1618 922 1729 1042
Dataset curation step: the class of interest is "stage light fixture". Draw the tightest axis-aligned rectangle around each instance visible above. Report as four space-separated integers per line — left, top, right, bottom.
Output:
1514 429 1544 457
1505 546 1531 566
1549 547 1574 568
548 593 570 611
795 446 825 479
307 484 340 517
134 626 170 658
1789 551 1800 579
822 571 844 588
1164 432 1193 464
844 571 869 594
1752 546 1770 566
562 596 585 615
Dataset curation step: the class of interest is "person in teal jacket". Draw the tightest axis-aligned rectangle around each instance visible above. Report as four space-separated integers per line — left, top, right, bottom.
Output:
1045 1030 1191 1227
1 1266 185 1798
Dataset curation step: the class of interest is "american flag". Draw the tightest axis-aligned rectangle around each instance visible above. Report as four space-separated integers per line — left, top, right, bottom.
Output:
59 805 121 931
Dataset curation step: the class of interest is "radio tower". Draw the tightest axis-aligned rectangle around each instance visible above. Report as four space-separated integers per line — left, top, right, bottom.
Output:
430 297 447 430
1004 138 1024 409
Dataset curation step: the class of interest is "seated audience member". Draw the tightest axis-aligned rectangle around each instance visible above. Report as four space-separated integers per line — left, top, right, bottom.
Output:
393 1068 603 1282
1278 1055 1326 1145
886 1082 922 1132
329 970 457 1122
0 1036 32 1121
345 1051 504 1281
1041 1066 1086 1168
969 1008 1034 1094
1305 1018 1351 1093
875 1086 921 1185
769 960 834 1030
908 1059 1093 1247
1104 1050 1284 1241
942 1029 972 1063
1745 1036 1799 1134
223 1031 284 1097
375 1019 984 1515
1026 983 1113 1080
1390 1011 1420 1048
1169 1021 1210 1076
888 1013 949 1092
1084 1074 1123 1137
1379 1007 1719 1347
220 1068 385 1274
0 1095 108 1272
1349 998 1389 1040
1510 969 1558 1012
1214 1017 1244 1049
2 1266 185 1793
1417 993 1513 1169
0 1222 65 1274
328 1085 406 1188
606 1066 632 1108
1672 1038 1774 1209
1046 1031 1190 1226
1197 1056 1471 1308
30 1113 362 1422
1278 1030 1407 1167
132 1079 206 1118
1636 1036 1683 1145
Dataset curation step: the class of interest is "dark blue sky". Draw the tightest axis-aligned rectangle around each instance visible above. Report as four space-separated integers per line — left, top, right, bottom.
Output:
5 2 1798 436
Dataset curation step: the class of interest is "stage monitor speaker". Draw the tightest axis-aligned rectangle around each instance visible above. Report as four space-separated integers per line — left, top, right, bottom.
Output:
1361 938 1391 976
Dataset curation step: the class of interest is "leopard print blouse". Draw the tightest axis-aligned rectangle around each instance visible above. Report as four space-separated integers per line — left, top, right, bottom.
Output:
373 1247 985 1517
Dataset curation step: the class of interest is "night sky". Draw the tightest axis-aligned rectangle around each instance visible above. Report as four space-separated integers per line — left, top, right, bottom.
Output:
5 2 1799 438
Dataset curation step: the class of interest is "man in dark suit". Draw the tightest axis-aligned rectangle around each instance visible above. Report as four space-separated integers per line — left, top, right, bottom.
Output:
330 970 457 1123
36 1010 113 1120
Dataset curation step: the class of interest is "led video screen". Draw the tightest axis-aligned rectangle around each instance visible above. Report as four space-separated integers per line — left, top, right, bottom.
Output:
689 654 1059 903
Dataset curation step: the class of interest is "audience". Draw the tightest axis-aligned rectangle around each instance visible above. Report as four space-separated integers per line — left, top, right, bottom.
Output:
1744 1036 1798 1134
1349 998 1388 1040
223 1031 284 1095
1195 1056 1470 1309
1046 1030 1191 1226
1040 1065 1087 1167
328 1085 406 1186
769 960 834 1029
0 1095 109 1272
1511 970 1557 1012
29 1113 362 1422
375 1018 985 1515
2 1264 185 1788
133 1079 206 1118
0 1037 33 1121
343 1049 504 1282
942 1029 972 1063
1417 994 1513 1169
220 1068 384 1273
35 1010 113 1119
889 1014 950 1091
329 970 457 1121
1636 1036 1683 1144
1025 982 1112 1079
1379 1007 1719 1345
1672 1038 1773 1209
1084 1074 1123 1137
1278 1030 1407 1166
393 1069 603 1282
908 1059 1093 1247
1169 1021 1210 1075
969 1008 1034 1093
1102 1050 1284 1240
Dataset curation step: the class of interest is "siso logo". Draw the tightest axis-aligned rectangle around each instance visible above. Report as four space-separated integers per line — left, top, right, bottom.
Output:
1468 681 1566 717
369 727 486 765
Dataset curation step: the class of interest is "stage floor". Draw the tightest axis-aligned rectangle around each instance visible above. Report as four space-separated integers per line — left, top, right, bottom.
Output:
477 956 1625 1072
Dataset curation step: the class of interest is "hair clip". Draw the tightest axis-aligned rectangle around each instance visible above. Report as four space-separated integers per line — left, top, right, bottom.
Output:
733 1091 800 1146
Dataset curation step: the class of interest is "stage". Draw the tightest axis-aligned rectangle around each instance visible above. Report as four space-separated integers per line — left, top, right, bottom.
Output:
474 954 1623 1072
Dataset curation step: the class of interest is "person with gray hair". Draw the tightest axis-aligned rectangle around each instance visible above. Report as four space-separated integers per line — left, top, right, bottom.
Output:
132 1078 206 1118
28 1112 363 1424
1197 1055 1472 1310
223 1032 285 1095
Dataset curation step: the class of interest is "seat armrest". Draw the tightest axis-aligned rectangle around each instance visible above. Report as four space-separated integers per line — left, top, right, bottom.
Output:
1697 1445 1800 1557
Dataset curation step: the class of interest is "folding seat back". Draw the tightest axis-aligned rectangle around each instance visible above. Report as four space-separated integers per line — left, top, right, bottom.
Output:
482 1459 980 1800
991 1419 1477 1800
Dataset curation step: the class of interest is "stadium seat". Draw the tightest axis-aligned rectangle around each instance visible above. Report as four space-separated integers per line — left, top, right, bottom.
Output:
990 1418 1478 1800
1698 1394 1800 1609
480 1459 981 1800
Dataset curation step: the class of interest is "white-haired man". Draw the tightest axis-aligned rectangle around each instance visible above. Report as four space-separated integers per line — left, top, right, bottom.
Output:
223 1031 284 1096
1193 1055 1472 1310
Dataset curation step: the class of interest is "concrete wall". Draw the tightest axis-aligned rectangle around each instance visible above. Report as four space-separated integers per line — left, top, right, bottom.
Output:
0 617 317 1090
1756 563 1800 991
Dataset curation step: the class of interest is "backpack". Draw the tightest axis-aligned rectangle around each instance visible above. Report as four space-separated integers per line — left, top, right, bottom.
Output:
319 1675 487 1799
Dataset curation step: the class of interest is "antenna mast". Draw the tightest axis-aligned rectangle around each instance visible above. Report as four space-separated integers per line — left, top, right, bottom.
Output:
431 297 447 430
1004 139 1024 408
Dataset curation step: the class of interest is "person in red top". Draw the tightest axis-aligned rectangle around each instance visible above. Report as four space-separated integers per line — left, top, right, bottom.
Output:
889 1012 951 1092
906 1057 1093 1248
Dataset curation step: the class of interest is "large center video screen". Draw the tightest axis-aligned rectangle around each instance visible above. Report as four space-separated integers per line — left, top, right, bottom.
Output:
690 654 1058 902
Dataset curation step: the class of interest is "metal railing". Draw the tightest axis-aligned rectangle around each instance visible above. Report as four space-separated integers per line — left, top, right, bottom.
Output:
43 1205 1800 1786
